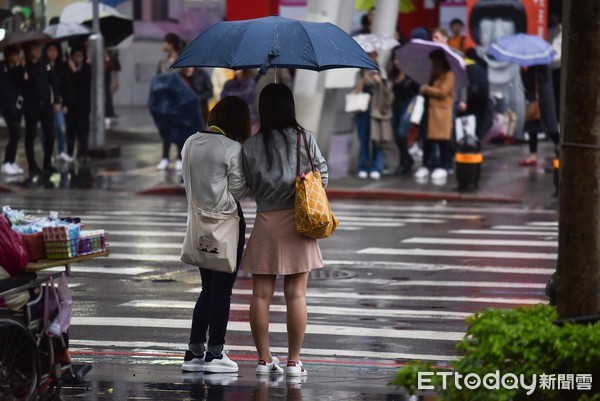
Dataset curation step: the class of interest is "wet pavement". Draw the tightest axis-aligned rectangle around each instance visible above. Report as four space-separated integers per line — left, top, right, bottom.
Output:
61 363 405 401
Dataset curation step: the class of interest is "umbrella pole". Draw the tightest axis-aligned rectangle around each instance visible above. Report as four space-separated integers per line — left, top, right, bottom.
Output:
273 66 277 83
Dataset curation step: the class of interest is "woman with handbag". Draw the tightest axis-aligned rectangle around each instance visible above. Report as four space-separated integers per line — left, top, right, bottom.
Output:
519 65 559 166
181 96 250 373
241 83 328 377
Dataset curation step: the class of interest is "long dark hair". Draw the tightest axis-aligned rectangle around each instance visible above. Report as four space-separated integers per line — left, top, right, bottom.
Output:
258 83 304 167
429 49 450 82
164 33 185 53
207 96 251 143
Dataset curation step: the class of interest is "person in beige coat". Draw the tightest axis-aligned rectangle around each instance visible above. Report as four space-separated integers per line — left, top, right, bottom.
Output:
414 49 455 181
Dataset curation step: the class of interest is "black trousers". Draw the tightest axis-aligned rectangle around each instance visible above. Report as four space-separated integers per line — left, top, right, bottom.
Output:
189 204 246 349
423 139 451 169
162 139 183 160
526 120 559 155
24 102 54 171
2 116 21 164
66 107 90 157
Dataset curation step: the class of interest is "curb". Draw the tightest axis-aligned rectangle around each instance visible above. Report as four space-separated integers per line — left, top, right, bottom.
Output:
136 185 521 204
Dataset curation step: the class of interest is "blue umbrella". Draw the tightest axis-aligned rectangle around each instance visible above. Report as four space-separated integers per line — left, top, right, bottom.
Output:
148 73 204 147
487 33 557 67
172 16 378 74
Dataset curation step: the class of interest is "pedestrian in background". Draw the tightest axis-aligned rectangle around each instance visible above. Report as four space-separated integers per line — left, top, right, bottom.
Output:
241 83 328 377
65 45 92 162
181 96 250 373
447 18 466 54
415 49 455 181
22 41 60 177
390 54 419 175
0 46 25 176
179 67 213 123
44 42 73 163
156 33 185 171
221 70 258 131
519 65 559 166
353 52 384 180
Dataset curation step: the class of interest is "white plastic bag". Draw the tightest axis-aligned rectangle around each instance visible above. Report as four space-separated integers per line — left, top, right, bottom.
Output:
44 273 72 337
344 92 371 113
409 95 425 125
455 115 477 142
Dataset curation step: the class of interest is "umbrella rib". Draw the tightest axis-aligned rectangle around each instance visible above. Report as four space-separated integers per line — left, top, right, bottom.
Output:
297 22 318 68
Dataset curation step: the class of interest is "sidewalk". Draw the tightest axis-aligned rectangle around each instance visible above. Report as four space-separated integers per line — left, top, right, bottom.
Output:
1 106 559 208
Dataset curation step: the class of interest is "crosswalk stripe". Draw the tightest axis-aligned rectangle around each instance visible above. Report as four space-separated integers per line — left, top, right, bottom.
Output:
180 289 545 305
391 281 545 289
492 225 557 231
68 340 459 362
323 260 555 275
44 266 154 275
403 237 557 247
119 301 472 320
450 230 557 236
528 222 558 227
71 317 465 341
358 248 557 260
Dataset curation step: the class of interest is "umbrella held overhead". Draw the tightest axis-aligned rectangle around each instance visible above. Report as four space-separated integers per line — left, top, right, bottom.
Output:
395 39 469 89
487 33 557 67
172 16 378 74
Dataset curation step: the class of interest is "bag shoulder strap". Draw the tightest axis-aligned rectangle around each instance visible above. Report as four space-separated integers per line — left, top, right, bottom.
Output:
296 130 316 177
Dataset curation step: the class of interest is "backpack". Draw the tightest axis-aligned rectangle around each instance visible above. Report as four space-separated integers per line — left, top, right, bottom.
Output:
0 214 29 275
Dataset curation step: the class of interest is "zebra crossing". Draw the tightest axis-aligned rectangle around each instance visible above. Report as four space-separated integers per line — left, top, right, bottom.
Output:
5 192 557 367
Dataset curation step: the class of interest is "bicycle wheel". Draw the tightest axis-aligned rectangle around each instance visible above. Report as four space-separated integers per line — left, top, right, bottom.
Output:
0 317 40 401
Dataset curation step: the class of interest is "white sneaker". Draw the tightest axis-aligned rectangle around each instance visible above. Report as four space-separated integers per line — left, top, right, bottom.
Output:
256 356 284 375
156 158 169 170
414 167 429 179
430 168 448 180
175 159 183 171
357 171 368 179
182 350 204 372
286 360 307 377
59 152 74 163
1 163 19 175
203 350 238 373
369 171 381 180
11 164 24 174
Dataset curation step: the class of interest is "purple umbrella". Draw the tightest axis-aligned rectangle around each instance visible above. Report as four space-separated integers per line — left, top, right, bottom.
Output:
395 39 469 89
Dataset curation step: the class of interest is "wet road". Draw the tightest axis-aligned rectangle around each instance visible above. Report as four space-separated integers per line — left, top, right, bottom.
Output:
2 191 556 400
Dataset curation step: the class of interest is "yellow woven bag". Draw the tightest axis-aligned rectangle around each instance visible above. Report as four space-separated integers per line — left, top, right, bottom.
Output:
295 131 339 239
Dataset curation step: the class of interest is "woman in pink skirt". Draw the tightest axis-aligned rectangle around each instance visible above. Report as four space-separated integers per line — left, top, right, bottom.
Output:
241 83 329 377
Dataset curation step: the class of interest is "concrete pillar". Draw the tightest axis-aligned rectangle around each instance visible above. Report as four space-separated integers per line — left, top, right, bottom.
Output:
294 0 354 159
371 0 399 77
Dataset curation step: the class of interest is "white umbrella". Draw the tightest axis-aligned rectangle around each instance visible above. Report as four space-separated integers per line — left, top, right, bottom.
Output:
353 34 399 53
44 22 91 41
60 2 133 48
395 39 469 89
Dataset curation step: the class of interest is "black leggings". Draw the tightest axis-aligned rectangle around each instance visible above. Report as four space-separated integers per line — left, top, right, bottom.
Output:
527 121 559 154
189 204 246 353
162 139 182 160
2 117 21 164
422 139 451 169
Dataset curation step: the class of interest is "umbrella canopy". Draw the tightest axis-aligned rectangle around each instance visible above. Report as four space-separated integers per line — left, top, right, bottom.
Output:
44 22 91 41
60 2 133 48
148 73 204 146
0 31 53 50
395 39 469 89
487 33 557 67
353 34 399 53
172 16 378 74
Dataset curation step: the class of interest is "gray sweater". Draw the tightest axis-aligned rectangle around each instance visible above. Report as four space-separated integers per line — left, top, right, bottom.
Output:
182 132 247 213
242 128 329 212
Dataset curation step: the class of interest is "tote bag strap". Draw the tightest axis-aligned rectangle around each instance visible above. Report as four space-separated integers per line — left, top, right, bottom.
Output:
296 130 316 177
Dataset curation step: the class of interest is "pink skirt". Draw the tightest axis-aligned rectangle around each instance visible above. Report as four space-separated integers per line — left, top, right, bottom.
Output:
241 209 324 275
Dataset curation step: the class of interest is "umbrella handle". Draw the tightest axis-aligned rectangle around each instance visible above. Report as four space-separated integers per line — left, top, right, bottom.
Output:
259 49 280 76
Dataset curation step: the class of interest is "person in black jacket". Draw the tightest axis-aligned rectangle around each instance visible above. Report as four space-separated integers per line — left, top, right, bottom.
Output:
44 42 73 163
22 41 61 176
65 45 92 161
0 46 25 175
